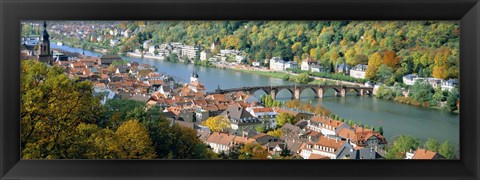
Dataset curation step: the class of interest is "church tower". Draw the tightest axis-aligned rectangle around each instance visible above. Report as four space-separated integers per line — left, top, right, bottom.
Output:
190 70 199 82
38 21 53 65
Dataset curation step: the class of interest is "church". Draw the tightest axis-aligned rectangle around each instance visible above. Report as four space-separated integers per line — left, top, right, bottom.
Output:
187 70 205 93
37 21 54 65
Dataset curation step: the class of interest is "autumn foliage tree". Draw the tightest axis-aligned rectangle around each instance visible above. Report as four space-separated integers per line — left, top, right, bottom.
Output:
115 120 156 159
238 143 269 159
21 60 104 159
203 115 231 132
365 52 383 80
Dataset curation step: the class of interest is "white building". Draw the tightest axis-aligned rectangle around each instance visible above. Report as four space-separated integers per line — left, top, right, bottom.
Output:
252 61 261 67
270 57 285 71
301 58 319 71
181 45 200 60
246 107 277 128
403 74 419 85
299 136 345 159
200 50 212 61
350 64 368 79
269 57 298 71
441 79 458 91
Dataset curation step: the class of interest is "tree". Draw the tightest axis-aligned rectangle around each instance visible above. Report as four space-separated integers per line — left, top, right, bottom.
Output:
409 81 434 104
424 138 440 152
275 112 297 126
382 50 400 68
438 141 456 159
377 126 384 135
376 64 394 85
238 143 269 159
21 60 103 159
115 120 156 159
296 73 312 84
314 105 331 116
384 135 420 159
285 99 301 108
445 88 459 112
280 145 292 158
267 128 284 138
202 115 231 132
365 52 383 80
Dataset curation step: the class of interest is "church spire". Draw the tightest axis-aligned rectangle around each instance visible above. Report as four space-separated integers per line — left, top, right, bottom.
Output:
42 21 50 43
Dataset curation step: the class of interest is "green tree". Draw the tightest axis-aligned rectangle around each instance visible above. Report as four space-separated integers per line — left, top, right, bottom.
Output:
296 73 312 84
438 141 455 159
275 112 297 126
424 138 440 152
384 135 420 159
445 88 459 112
409 81 434 104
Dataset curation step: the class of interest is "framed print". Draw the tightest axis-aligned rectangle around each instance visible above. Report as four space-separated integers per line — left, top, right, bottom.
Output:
1 0 479 179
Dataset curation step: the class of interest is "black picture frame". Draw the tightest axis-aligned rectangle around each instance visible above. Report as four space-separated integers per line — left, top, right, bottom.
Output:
1 0 479 179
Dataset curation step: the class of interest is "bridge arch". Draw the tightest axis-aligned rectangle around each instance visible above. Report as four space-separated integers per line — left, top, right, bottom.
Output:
274 87 294 99
298 87 318 99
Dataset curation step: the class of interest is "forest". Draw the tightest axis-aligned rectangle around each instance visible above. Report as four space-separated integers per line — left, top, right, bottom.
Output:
116 21 459 83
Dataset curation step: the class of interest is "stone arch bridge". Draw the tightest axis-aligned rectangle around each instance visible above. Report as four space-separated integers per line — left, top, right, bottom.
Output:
210 84 374 100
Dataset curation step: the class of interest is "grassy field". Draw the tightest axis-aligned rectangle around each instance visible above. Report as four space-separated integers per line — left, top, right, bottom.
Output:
236 69 290 79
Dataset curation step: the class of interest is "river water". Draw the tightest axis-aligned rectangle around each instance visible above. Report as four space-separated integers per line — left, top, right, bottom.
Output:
51 44 460 153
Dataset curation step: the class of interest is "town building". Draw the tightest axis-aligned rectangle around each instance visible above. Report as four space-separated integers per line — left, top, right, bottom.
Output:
188 70 205 93
200 50 212 61
221 103 261 131
181 45 200 60
441 79 458 91
349 64 367 79
269 57 298 71
405 148 444 159
301 58 319 71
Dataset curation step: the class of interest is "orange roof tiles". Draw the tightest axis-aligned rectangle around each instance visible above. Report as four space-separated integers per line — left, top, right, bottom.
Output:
412 149 438 159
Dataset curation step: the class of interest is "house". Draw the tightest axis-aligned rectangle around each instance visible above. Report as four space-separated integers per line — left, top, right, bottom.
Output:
204 132 257 154
337 144 384 159
158 85 172 97
301 58 319 71
402 74 419 85
269 57 286 71
306 116 350 136
405 148 444 159
273 107 314 122
100 54 122 65
310 64 326 73
336 63 350 74
284 61 299 70
350 64 367 79
246 107 277 128
441 79 458 91
252 61 261 67
148 45 160 55
221 103 261 131
200 50 212 61
298 135 345 159
337 126 387 151
115 66 130 74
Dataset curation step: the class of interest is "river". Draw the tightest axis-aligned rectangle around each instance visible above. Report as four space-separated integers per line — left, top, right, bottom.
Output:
51 43 460 153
